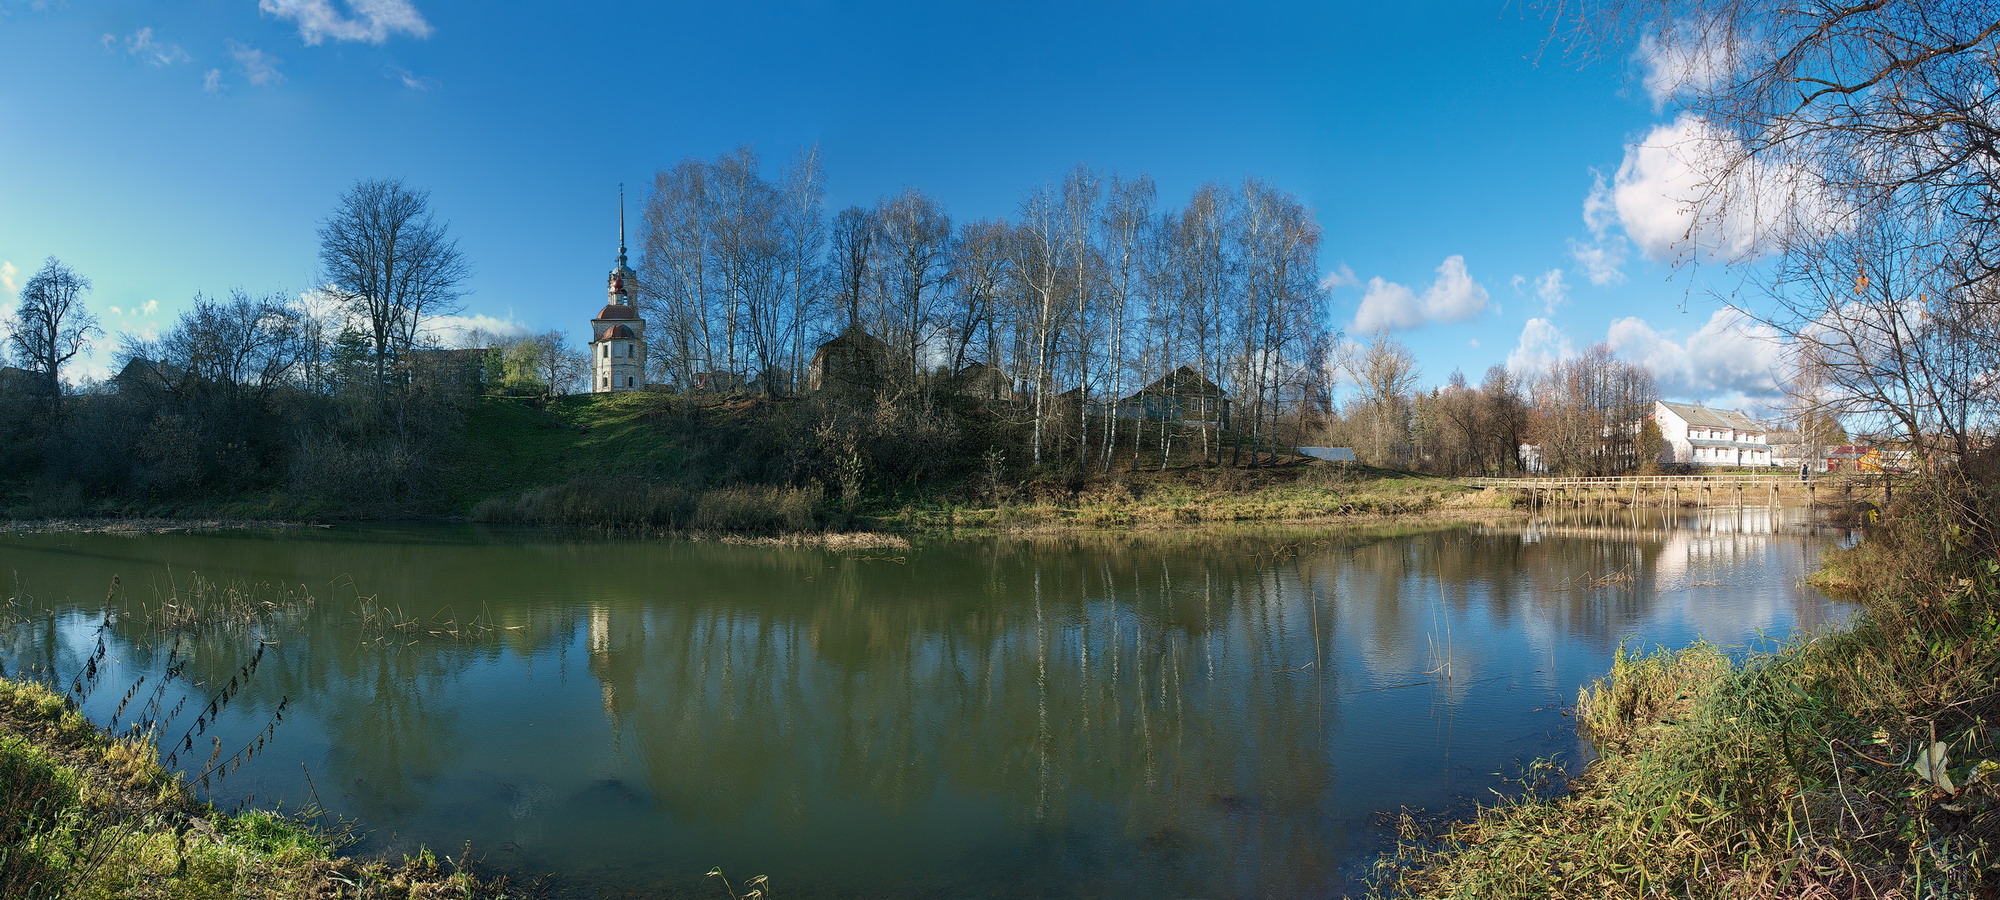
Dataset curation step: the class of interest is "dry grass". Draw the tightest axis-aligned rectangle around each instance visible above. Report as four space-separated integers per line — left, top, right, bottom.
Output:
0 677 526 899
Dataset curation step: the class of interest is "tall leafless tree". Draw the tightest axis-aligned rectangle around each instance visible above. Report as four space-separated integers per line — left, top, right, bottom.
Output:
874 188 953 381
7 257 99 413
316 179 468 391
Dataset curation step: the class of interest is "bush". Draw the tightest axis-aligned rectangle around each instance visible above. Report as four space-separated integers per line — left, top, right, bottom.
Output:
690 484 824 534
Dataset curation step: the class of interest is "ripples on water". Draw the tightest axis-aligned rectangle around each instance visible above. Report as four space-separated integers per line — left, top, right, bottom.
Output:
0 508 1850 898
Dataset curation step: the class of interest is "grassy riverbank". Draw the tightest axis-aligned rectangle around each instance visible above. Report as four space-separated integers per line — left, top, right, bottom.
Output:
0 678 520 899
1375 475 1999 898
4 390 1523 533
451 392 1519 534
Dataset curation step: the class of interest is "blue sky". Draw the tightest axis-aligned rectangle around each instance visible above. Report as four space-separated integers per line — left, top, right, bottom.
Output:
0 0 1789 410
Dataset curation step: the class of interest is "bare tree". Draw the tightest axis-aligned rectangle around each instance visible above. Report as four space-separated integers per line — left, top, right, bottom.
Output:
829 206 877 329
777 146 828 393
157 290 302 403
1344 332 1419 467
946 220 1013 374
875 188 953 381
7 257 99 412
1013 183 1070 465
529 330 589 399
1528 344 1657 475
1097 174 1155 471
641 159 716 390
316 179 469 390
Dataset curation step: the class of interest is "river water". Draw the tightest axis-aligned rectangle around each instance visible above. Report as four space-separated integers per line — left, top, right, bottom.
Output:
0 508 1849 898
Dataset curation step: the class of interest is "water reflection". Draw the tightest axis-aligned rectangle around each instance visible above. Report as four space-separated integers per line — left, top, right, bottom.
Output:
0 510 1849 898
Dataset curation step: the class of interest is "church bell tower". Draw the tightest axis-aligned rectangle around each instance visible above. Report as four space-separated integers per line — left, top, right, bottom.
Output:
590 187 646 393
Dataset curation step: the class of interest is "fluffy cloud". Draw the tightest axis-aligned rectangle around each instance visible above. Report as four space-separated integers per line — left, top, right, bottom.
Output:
1568 170 1630 286
423 313 533 349
1533 268 1568 314
1506 317 1574 376
203 68 224 93
1609 114 1838 266
1636 18 1747 111
103 27 192 67
1607 306 1785 403
1319 263 1358 292
260 0 433 46
1355 279 1423 332
1504 307 1787 410
1352 255 1490 333
0 260 17 296
229 41 283 87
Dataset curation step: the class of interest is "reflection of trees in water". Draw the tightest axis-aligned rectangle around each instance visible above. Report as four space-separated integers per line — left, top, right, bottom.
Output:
582 542 1346 894
0 521 1848 898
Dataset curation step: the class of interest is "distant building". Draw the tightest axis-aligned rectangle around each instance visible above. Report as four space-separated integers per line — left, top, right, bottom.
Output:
944 361 1019 404
1299 447 1357 463
0 365 49 396
693 370 750 394
1115 366 1231 430
590 190 647 393
807 323 890 398
1653 401 1773 467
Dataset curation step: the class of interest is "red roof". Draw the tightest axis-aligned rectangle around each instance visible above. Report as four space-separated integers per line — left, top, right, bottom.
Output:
596 305 639 320
599 323 637 340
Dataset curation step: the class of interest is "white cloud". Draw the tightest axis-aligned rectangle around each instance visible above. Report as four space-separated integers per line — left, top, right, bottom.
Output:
0 260 17 295
423 313 532 349
1636 18 1748 111
1608 114 1838 266
1424 255 1487 322
384 65 435 91
1569 170 1630 286
202 68 224 93
1507 317 1574 376
1354 278 1424 332
1568 236 1629 287
106 26 192 67
1607 306 1784 404
260 0 433 46
1319 263 1358 292
1352 255 1490 333
1534 268 1568 314
229 41 283 87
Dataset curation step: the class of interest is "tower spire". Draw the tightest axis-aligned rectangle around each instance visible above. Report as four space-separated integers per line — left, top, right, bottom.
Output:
617 184 627 268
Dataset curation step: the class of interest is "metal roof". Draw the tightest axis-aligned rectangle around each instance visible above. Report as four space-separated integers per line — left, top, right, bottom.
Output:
1658 401 1767 433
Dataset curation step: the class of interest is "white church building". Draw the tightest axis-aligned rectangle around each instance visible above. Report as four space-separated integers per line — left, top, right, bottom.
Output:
1653 401 1773 467
590 192 646 393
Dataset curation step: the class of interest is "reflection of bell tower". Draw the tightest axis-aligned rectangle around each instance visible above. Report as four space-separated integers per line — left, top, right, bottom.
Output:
590 187 647 393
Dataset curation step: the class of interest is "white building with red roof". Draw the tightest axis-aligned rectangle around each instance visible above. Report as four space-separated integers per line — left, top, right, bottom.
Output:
590 190 647 393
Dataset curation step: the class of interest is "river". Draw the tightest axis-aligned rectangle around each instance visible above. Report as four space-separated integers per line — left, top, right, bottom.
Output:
0 507 1849 898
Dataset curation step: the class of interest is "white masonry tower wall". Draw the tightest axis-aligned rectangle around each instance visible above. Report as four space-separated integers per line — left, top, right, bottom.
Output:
591 189 647 393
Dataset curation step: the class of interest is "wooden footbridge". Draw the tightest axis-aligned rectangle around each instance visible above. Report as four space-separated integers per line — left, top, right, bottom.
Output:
1464 473 1892 508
